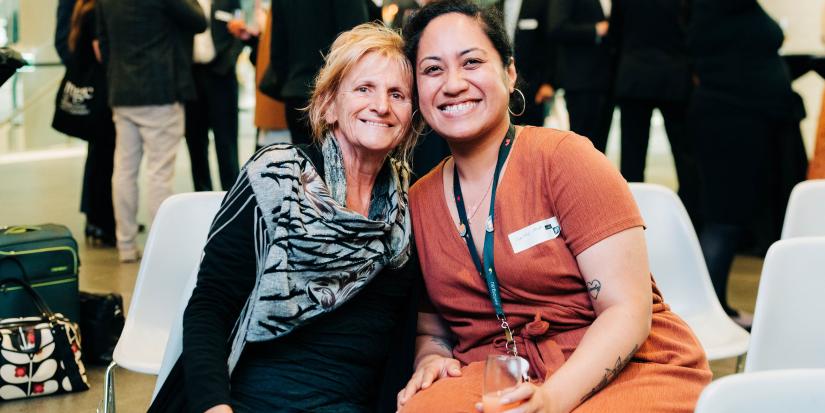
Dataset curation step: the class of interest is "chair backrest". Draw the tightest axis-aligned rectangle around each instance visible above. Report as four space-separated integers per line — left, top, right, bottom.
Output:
629 183 749 360
151 266 200 401
745 237 825 372
694 369 825 413
781 179 825 239
628 183 721 317
113 192 225 374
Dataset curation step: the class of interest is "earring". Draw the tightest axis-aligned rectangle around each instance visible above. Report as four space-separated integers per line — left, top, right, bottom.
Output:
411 109 431 136
509 88 526 117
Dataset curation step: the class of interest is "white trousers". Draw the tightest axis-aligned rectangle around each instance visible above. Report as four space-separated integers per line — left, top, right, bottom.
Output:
111 104 183 253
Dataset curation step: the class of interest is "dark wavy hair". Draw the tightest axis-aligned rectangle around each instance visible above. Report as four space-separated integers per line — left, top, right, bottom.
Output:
402 0 513 69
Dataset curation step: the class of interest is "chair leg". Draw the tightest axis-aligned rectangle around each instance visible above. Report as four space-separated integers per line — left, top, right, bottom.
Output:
101 361 117 413
735 354 745 373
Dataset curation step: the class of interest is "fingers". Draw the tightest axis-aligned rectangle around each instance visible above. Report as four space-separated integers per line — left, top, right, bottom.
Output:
444 358 463 377
499 382 537 405
398 372 423 406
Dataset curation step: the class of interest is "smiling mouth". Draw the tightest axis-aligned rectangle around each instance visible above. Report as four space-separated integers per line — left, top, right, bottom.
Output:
439 101 479 114
360 119 391 127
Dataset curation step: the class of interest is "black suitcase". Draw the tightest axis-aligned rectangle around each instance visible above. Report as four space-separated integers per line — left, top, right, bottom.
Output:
0 224 80 320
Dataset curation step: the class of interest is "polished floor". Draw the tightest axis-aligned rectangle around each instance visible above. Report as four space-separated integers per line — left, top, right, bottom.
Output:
0 67 762 412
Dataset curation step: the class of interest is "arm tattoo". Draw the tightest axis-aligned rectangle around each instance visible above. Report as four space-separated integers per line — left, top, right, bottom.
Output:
587 279 602 300
430 336 453 354
580 344 639 403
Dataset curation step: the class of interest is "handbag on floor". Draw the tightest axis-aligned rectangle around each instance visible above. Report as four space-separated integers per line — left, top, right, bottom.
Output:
0 278 89 401
78 291 125 365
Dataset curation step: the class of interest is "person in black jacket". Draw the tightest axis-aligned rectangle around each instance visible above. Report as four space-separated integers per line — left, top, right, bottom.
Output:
549 0 613 151
97 0 206 262
54 0 75 65
500 0 556 127
688 0 797 329
611 0 701 227
184 0 245 192
259 0 369 146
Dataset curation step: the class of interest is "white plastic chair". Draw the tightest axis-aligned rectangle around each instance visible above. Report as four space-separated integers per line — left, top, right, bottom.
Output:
694 369 825 413
101 192 224 412
745 237 825 373
781 179 825 239
628 183 750 364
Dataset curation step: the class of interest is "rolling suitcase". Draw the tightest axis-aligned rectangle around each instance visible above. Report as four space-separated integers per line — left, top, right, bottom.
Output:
0 225 80 320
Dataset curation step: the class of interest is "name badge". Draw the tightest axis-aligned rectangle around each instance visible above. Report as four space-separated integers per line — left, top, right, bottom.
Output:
518 19 539 30
508 217 561 254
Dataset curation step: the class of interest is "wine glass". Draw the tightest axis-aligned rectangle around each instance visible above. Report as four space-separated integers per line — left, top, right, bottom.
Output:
482 354 528 413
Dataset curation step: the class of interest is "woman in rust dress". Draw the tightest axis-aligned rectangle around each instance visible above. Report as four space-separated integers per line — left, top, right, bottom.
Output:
395 1 712 412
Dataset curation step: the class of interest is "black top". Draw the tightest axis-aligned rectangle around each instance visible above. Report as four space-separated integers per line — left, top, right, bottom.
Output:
259 0 368 100
96 0 206 106
688 0 793 116
182 162 418 412
611 0 691 101
507 0 556 93
548 0 612 92
200 0 245 76
54 0 75 65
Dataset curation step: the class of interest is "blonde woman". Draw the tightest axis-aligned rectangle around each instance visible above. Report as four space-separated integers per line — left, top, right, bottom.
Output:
150 23 420 413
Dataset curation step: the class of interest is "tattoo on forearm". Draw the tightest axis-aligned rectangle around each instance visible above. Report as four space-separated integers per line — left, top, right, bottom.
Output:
430 336 453 354
580 344 639 402
587 279 602 300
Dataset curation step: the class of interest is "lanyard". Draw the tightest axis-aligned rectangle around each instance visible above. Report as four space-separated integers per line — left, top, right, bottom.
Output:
452 124 518 356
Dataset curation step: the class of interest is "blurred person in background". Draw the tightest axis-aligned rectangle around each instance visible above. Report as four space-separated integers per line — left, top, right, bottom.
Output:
498 0 556 127
549 0 614 152
258 0 369 146
610 0 701 228
688 0 798 329
184 0 244 192
97 0 206 262
66 0 117 246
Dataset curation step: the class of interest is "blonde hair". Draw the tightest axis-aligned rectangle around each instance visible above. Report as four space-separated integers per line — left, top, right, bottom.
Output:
306 23 420 164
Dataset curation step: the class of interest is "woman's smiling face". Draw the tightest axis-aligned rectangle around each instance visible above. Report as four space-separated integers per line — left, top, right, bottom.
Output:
415 12 516 143
326 52 413 157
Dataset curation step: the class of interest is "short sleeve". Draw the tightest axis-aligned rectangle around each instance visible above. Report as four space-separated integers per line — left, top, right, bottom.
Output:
545 133 644 256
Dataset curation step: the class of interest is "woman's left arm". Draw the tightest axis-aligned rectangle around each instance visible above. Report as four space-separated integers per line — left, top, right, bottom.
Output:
500 226 652 413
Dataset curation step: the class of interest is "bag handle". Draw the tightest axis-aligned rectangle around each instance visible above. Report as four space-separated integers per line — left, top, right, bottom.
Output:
0 270 56 319
1 225 42 235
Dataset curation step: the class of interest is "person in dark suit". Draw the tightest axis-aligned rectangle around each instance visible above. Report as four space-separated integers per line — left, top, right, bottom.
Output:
549 0 613 151
500 0 556 127
688 0 797 329
259 0 369 146
97 0 206 262
184 0 245 192
611 0 701 227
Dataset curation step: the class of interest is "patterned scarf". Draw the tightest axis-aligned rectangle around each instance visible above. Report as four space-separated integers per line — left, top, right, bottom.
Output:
226 137 411 372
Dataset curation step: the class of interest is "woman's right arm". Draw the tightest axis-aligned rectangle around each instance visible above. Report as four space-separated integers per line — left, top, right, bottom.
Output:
396 312 462 410
182 177 259 413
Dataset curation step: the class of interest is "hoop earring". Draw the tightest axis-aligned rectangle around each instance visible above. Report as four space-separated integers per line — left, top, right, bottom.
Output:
508 88 526 117
411 110 431 136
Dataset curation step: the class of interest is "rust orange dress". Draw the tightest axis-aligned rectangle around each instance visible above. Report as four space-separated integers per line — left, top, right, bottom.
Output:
404 127 712 413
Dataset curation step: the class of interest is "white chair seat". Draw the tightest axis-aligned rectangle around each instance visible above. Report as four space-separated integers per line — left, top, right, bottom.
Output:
629 183 749 362
695 369 825 413
682 310 750 360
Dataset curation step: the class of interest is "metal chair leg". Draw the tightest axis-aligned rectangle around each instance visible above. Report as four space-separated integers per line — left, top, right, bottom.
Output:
101 361 117 413
735 354 745 373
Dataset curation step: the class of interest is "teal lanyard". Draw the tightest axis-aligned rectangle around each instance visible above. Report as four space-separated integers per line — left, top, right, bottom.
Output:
453 124 518 355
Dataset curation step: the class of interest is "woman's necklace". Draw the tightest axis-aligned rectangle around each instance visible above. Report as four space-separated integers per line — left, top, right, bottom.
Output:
465 171 495 222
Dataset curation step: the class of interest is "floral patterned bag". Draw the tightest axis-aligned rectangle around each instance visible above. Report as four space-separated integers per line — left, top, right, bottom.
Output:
0 278 89 401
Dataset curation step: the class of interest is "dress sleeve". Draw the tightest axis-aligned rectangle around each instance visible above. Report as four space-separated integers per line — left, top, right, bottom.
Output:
545 133 645 256
182 174 259 412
